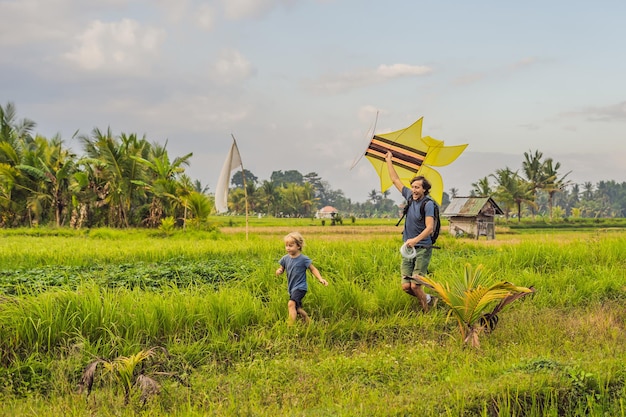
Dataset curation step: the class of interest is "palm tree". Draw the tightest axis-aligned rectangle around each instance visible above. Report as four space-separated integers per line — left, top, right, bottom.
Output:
281 183 303 217
300 182 318 217
18 135 77 226
567 183 580 214
0 102 36 153
245 181 257 214
594 180 624 217
176 174 197 228
79 128 149 227
67 165 95 228
229 187 247 214
582 182 594 200
0 102 37 226
0 162 21 226
193 179 210 194
471 176 493 197
131 142 193 227
542 158 571 219
184 190 212 226
417 264 534 347
491 168 535 222
522 150 548 218
368 189 380 204
260 180 280 216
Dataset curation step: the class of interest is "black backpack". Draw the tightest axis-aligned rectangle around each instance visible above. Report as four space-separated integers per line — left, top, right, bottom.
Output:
396 196 441 246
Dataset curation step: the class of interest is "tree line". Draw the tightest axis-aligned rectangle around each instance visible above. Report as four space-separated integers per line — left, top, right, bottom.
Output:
1 103 206 228
0 102 353 227
465 150 625 220
220 150 626 221
1 102 624 228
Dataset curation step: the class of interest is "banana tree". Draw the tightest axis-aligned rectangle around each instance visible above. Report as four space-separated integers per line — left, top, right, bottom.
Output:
417 264 534 347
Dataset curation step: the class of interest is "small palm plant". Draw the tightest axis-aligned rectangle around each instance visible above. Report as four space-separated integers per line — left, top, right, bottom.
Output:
417 263 535 348
78 346 185 406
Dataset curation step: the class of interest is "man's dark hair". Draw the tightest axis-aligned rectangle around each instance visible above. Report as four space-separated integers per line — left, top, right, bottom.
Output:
409 175 431 195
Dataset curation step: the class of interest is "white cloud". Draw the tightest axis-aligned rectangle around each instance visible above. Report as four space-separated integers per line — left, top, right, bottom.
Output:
220 0 298 20
452 72 485 86
0 0 72 46
358 105 381 124
305 64 433 94
121 92 251 135
376 64 432 78
557 101 626 123
194 3 216 31
154 0 191 24
210 48 255 84
584 101 626 122
64 19 166 74
508 56 538 70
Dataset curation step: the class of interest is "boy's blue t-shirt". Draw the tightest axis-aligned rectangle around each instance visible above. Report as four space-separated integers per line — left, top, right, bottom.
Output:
279 254 312 294
401 187 434 245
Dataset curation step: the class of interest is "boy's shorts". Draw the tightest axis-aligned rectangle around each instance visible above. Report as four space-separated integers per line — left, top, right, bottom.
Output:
289 289 307 309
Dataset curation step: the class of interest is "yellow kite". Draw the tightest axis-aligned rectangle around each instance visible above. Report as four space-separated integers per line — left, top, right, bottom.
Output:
365 117 467 205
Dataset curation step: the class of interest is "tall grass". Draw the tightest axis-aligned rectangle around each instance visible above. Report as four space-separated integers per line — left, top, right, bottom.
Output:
0 226 624 416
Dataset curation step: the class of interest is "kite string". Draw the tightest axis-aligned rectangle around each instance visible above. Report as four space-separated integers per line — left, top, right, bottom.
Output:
350 110 379 171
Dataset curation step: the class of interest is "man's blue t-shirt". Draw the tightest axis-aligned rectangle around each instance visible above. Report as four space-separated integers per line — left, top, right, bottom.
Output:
279 254 312 294
401 187 435 245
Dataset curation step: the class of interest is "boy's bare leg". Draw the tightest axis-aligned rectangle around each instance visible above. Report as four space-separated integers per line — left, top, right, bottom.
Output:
287 300 298 325
296 307 311 324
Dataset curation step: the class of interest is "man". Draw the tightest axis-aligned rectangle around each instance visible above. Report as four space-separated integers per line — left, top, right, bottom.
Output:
385 151 437 312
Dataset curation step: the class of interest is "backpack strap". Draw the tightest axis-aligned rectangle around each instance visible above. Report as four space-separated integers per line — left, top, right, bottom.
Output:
419 196 441 249
395 197 412 227
419 196 432 224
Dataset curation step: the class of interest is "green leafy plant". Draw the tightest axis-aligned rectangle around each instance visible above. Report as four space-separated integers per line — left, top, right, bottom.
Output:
418 264 535 347
158 216 176 234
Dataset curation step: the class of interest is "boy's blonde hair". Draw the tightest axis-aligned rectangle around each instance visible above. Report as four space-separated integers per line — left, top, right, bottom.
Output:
284 231 305 249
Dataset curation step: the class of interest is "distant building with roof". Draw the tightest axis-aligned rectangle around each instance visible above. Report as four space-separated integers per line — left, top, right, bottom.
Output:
442 196 503 239
315 206 339 219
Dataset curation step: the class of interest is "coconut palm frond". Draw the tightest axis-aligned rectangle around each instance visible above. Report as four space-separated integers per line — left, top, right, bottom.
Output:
76 346 180 406
462 263 488 289
137 374 161 405
116 349 158 385
78 359 104 396
478 313 500 334
416 275 453 306
466 282 530 324
478 285 536 333
418 264 534 346
489 285 536 316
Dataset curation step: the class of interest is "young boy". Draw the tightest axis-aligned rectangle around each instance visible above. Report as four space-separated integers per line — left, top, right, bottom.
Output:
276 232 328 325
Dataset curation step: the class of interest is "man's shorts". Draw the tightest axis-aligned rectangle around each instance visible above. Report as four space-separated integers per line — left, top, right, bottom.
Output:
401 246 432 282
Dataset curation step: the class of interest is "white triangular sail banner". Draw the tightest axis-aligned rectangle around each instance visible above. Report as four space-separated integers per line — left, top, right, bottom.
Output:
215 140 242 213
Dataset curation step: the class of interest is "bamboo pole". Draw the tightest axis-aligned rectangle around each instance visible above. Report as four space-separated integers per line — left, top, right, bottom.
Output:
231 134 248 240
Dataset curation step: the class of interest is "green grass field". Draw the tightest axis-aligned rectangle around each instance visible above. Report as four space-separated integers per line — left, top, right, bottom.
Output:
0 221 624 416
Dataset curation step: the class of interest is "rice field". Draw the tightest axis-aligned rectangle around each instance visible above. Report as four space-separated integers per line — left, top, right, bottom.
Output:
0 221 624 416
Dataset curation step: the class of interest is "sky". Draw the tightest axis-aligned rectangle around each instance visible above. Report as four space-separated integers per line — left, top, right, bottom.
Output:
1 0 625 204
